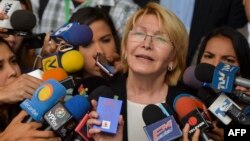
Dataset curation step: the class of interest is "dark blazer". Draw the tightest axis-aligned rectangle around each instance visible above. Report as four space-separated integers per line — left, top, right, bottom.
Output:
187 0 247 65
109 73 196 141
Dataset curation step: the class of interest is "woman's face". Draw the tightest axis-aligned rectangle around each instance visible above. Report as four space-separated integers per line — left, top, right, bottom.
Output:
78 20 117 78
200 36 239 67
0 43 21 86
125 14 175 76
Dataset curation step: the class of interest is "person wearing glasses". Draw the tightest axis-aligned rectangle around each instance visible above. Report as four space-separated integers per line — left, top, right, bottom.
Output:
87 2 189 141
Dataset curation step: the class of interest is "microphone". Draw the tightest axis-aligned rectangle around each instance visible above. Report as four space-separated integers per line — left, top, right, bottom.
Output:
194 63 215 84
42 68 68 82
7 8 45 49
142 104 166 125
173 94 212 141
50 22 93 46
182 65 204 89
0 0 22 29
87 85 114 101
42 68 75 90
9 9 36 36
75 85 115 140
142 104 182 141
197 87 250 125
195 63 250 104
20 79 67 122
60 49 84 73
25 22 94 49
44 95 91 138
42 49 84 74
195 63 250 91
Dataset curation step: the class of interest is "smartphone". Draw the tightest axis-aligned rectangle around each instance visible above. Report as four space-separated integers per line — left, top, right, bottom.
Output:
96 53 115 77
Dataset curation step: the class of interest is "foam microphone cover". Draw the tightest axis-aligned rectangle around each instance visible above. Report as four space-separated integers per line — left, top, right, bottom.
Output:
67 24 93 46
142 104 165 125
197 87 218 107
50 22 93 46
87 85 114 101
10 9 36 31
42 68 68 82
173 94 205 119
195 63 215 83
61 50 84 73
183 65 203 89
64 95 91 121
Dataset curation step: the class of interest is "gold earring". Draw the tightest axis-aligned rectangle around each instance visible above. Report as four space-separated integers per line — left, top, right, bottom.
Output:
168 65 173 71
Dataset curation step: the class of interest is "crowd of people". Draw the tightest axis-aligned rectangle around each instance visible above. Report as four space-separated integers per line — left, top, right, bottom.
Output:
0 0 250 141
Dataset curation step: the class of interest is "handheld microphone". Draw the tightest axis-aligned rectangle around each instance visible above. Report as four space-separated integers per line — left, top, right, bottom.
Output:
20 79 67 122
197 87 250 125
195 63 250 90
195 63 250 105
50 22 93 46
42 68 68 82
44 95 91 138
142 104 182 141
60 50 84 73
42 68 75 90
75 85 115 140
182 65 204 89
42 49 84 74
9 9 36 35
173 94 212 141
0 0 22 29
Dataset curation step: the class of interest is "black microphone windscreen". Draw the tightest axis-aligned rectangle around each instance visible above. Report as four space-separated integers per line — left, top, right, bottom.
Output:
142 104 165 125
197 87 217 106
87 85 114 101
10 10 36 31
195 63 215 83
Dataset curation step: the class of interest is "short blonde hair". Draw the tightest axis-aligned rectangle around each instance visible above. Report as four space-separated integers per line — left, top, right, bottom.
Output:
121 2 188 86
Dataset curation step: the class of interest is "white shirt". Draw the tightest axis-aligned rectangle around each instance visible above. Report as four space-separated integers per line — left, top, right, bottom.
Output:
127 100 148 141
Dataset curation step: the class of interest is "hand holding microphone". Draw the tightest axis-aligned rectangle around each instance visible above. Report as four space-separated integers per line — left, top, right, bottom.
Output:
40 22 93 73
181 123 201 141
173 93 213 141
0 74 43 104
43 95 91 138
20 79 67 122
195 63 250 105
0 111 60 141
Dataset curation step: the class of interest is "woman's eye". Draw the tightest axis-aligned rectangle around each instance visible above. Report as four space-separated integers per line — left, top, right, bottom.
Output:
203 54 212 59
222 58 235 64
102 38 111 43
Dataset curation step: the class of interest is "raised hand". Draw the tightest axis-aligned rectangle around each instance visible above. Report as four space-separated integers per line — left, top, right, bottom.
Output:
87 100 124 141
0 111 61 141
0 74 43 104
